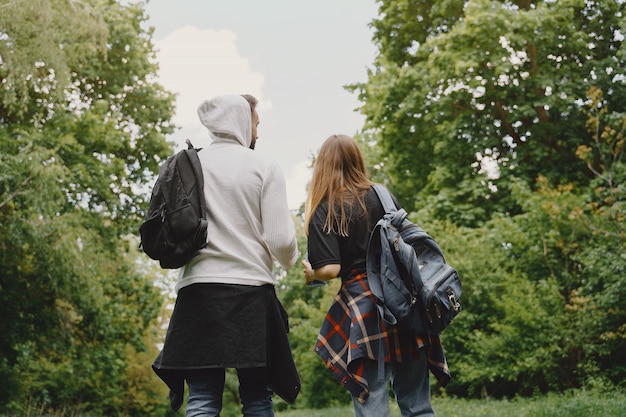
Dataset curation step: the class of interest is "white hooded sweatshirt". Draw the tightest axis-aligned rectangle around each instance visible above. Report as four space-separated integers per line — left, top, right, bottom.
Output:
176 95 298 292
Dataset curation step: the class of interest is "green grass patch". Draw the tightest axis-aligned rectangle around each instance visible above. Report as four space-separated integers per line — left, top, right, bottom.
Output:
276 389 626 417
5 388 624 416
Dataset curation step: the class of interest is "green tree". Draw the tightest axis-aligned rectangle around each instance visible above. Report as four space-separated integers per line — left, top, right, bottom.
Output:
355 0 626 226
416 87 625 398
0 0 175 414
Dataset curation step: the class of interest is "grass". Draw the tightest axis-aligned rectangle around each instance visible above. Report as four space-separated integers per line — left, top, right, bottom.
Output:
5 388 624 416
275 388 626 417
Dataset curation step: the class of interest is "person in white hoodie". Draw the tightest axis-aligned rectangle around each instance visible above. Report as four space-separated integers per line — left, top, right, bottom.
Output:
152 94 300 417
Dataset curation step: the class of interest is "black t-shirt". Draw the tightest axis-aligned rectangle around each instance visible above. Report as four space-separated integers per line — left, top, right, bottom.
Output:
307 187 399 279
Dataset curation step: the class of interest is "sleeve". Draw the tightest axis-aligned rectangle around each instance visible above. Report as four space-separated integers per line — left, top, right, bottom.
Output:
260 161 298 268
306 202 341 270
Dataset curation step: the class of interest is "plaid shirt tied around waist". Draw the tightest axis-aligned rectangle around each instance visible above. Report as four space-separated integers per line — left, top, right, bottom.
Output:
314 272 451 403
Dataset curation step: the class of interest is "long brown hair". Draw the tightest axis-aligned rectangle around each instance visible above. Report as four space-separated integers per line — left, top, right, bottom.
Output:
304 134 373 237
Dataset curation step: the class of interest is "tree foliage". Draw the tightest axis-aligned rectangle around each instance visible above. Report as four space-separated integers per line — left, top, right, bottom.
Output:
354 0 626 226
0 0 175 414
398 88 625 397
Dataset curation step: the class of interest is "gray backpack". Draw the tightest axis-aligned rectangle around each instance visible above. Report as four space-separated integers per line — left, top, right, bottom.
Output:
366 184 462 335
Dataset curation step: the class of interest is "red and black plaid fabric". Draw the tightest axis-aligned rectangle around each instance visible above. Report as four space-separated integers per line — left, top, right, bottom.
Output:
314 272 451 403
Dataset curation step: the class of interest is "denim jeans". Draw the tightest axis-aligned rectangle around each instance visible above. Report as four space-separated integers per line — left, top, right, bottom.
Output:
186 368 274 417
351 348 434 417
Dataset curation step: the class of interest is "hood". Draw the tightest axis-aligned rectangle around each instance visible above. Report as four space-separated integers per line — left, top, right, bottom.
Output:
197 95 252 147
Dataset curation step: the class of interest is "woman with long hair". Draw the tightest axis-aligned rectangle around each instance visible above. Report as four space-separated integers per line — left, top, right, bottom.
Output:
302 134 450 417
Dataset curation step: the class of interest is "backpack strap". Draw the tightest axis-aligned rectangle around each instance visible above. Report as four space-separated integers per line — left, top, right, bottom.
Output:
366 222 399 325
371 184 408 229
371 184 395 214
367 184 401 382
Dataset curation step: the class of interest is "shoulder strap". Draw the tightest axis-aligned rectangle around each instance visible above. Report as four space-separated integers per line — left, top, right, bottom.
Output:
371 184 408 229
366 185 402 328
366 194 407 382
371 184 396 214
366 215 398 381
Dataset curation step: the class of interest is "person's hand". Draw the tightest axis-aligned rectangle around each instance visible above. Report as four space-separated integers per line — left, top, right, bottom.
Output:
301 261 339 286
301 259 314 285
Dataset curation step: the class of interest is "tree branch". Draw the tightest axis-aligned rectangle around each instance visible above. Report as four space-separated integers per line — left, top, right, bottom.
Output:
494 99 524 147
0 175 34 209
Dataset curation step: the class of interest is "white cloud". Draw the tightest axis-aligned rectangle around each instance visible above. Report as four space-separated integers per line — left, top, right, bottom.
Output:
154 26 268 130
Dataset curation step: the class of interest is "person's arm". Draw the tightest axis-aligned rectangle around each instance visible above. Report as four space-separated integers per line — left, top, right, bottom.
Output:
261 162 298 268
301 260 340 285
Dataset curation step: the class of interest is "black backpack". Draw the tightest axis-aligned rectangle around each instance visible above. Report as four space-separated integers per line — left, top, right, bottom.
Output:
366 184 462 335
139 139 208 269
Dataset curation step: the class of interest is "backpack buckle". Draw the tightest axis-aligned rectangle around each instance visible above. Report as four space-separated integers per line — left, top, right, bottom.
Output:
447 287 461 312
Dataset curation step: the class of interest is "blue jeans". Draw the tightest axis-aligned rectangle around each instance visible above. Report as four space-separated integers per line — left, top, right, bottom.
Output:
351 348 434 417
186 368 274 417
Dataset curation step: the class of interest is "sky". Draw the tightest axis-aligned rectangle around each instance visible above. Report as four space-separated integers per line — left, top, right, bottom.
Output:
142 0 380 210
